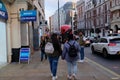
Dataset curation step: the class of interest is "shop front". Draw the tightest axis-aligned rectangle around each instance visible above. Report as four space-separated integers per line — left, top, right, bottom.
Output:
0 0 8 64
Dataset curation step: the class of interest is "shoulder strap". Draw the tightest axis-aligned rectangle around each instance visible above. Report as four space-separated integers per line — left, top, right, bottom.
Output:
67 41 75 46
67 42 71 47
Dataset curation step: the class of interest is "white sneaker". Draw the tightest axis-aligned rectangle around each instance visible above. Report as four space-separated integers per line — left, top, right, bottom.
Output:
80 60 84 62
52 77 56 80
78 60 84 63
77 60 81 62
51 73 58 79
52 76 57 80
72 74 77 80
67 75 72 80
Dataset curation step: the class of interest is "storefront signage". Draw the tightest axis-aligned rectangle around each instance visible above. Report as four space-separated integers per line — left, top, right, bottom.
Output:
0 1 8 20
19 48 30 64
20 10 37 22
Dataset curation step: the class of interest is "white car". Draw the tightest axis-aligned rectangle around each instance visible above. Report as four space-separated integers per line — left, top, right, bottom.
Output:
91 36 120 58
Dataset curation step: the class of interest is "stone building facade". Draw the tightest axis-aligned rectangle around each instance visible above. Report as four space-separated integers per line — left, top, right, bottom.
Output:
110 0 120 33
77 0 111 37
0 0 45 64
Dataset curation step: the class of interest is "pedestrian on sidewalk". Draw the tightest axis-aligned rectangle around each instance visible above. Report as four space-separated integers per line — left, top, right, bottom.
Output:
78 31 86 63
47 33 62 80
40 36 47 61
62 33 80 80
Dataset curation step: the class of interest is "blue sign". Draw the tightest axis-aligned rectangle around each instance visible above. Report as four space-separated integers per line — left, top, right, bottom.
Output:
0 1 8 20
19 48 30 64
20 10 37 22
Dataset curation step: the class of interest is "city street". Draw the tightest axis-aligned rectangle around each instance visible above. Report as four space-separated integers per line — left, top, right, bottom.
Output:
85 47 120 75
0 50 120 80
0 0 120 80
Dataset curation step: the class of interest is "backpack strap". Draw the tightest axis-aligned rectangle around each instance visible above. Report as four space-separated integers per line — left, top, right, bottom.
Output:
67 41 75 47
67 41 78 52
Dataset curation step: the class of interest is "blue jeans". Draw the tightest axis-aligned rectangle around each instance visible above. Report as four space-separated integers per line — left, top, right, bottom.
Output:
80 46 84 60
41 51 47 61
48 56 59 77
67 61 77 76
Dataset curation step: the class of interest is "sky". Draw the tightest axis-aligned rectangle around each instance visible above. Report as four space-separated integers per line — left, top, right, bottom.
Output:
45 0 78 21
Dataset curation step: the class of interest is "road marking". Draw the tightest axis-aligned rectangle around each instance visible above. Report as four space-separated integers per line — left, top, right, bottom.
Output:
85 57 120 79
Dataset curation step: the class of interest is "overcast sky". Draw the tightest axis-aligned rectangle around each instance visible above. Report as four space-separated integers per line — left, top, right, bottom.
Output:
45 0 78 21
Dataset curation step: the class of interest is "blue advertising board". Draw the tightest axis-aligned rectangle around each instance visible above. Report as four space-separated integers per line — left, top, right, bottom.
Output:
20 10 37 22
0 1 8 20
19 48 30 64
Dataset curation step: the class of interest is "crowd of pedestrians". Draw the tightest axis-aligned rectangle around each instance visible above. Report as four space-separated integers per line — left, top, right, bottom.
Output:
39 30 86 80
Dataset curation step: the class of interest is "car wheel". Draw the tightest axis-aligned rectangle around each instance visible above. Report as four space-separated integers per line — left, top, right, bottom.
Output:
103 49 108 58
91 46 95 54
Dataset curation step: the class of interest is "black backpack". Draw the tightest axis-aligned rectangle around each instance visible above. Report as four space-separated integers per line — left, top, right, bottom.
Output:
67 41 78 57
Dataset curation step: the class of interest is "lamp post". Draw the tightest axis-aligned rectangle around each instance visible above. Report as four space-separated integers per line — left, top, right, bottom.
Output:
70 10 73 30
58 0 60 31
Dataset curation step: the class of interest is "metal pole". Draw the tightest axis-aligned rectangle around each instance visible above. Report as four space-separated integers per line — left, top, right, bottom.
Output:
58 0 60 31
70 10 73 32
71 16 73 30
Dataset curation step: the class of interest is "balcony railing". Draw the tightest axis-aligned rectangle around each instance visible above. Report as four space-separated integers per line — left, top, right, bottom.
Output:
111 17 120 23
110 5 120 12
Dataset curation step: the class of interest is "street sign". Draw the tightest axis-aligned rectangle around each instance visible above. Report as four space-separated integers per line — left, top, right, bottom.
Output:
19 48 30 64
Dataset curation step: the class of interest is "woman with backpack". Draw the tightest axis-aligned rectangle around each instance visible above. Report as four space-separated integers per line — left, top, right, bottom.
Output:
46 33 62 80
62 34 80 80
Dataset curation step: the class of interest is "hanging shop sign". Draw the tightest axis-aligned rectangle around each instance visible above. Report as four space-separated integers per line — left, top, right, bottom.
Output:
20 10 37 22
0 1 8 20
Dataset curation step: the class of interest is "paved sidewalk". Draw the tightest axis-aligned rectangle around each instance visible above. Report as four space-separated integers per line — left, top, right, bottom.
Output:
0 50 120 80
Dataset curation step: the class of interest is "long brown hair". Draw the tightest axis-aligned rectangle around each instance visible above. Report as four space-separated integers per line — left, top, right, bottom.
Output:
51 33 58 42
51 33 61 51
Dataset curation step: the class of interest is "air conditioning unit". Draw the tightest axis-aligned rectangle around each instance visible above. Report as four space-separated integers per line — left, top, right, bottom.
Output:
6 0 15 4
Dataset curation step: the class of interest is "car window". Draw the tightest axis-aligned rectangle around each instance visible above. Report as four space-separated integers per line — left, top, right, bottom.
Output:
100 38 107 43
108 34 120 36
94 38 100 43
110 38 120 43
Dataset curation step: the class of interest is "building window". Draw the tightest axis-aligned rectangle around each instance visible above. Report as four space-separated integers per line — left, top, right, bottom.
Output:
114 0 116 7
116 0 119 6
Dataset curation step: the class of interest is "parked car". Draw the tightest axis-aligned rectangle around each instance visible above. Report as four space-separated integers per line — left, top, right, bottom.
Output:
108 33 120 36
87 36 95 43
91 36 120 58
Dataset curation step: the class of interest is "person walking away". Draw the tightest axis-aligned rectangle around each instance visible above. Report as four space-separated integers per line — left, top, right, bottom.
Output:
78 31 86 62
62 34 80 80
47 33 62 80
40 36 47 61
